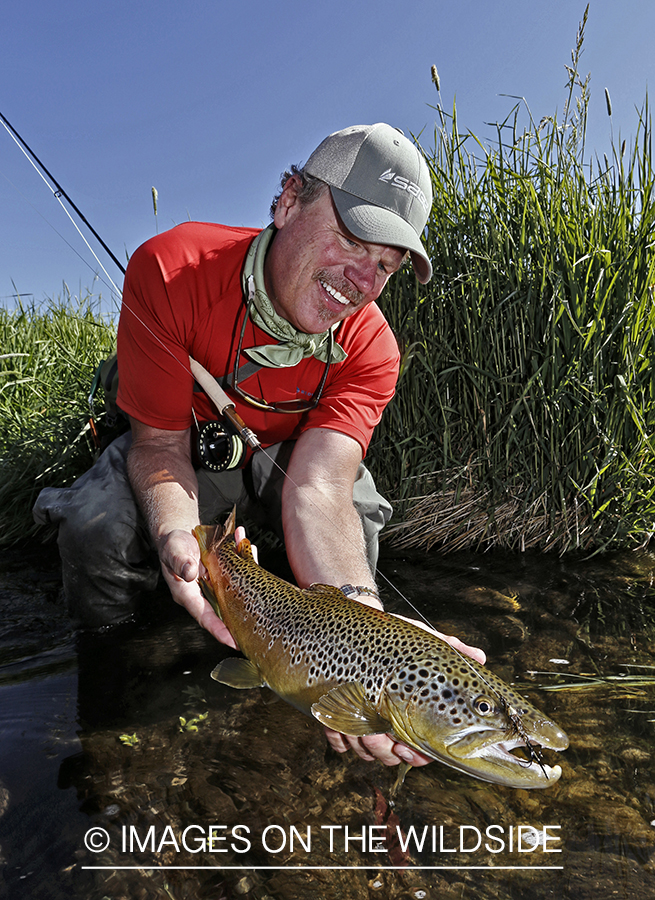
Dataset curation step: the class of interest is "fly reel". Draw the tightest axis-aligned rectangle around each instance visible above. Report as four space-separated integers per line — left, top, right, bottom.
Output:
196 420 247 472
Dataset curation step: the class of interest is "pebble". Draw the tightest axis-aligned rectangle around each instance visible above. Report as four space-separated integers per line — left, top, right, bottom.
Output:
620 748 650 764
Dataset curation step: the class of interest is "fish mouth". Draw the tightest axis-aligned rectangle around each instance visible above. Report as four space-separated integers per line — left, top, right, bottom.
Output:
415 726 568 789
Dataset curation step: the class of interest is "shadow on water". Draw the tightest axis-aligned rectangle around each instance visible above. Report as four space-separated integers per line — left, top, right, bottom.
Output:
2 538 655 899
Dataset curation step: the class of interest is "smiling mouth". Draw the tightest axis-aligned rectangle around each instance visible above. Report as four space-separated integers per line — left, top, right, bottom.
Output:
320 279 352 306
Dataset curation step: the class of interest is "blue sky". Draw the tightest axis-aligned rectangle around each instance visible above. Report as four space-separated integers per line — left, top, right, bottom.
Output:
1 1 653 312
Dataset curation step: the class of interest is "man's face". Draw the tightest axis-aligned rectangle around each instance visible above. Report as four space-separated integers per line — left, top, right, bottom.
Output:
264 176 406 334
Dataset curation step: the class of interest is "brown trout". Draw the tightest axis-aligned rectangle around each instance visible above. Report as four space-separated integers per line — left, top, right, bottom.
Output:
194 511 568 788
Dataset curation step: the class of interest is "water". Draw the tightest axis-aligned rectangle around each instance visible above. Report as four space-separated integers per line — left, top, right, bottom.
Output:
1 540 655 899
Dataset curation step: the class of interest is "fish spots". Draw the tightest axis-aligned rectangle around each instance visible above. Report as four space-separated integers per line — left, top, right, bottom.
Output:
211 541 556 751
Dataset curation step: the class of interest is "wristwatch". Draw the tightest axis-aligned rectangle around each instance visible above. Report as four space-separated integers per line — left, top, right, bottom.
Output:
339 584 382 607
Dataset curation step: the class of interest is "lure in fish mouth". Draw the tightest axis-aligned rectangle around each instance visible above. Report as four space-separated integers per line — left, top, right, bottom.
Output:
194 511 568 789
370 660 568 788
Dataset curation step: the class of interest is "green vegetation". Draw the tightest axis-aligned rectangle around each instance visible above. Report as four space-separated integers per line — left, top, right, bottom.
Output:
0 292 115 544
2 11 654 554
370 9 655 552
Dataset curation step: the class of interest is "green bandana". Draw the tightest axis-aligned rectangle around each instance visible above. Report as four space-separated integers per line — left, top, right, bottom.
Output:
241 224 347 368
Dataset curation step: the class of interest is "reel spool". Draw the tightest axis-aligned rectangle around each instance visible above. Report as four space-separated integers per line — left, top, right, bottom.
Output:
196 420 247 472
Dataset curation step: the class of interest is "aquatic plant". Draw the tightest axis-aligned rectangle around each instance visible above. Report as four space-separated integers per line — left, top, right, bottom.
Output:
371 9 655 553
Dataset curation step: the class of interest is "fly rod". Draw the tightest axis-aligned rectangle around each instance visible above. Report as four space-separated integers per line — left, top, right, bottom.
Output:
0 110 126 278
2 110 450 638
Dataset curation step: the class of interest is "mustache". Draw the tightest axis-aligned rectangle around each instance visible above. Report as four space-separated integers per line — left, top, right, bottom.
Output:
314 269 364 306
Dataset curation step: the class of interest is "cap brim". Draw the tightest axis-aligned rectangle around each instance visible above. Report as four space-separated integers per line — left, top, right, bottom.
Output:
330 186 432 284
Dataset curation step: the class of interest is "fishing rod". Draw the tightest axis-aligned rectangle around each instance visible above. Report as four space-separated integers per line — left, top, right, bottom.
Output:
0 111 256 452
0 113 493 662
3 114 548 772
0 110 126 280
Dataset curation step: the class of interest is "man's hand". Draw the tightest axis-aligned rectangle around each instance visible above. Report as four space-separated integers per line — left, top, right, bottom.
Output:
159 528 237 649
323 729 434 766
126 418 236 646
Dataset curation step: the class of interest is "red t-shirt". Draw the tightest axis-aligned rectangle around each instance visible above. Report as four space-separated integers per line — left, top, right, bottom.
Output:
116 222 399 456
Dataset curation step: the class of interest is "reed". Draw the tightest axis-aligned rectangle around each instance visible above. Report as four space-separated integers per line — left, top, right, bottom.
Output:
0 291 115 544
370 22 655 552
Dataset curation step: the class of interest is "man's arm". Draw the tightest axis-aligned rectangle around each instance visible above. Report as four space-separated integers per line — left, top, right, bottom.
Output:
281 428 485 767
282 427 378 600
126 417 237 648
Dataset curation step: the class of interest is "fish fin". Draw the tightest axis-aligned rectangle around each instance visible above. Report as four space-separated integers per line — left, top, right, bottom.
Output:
306 583 352 601
198 577 223 619
193 524 217 554
223 506 237 539
194 509 236 556
235 537 255 562
311 682 391 736
211 657 264 689
390 761 412 800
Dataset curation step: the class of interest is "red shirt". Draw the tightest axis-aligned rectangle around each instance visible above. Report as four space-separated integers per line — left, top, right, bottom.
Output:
117 222 399 456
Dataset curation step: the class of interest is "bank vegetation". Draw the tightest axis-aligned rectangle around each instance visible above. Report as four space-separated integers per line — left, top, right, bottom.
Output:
372 12 655 552
2 12 654 552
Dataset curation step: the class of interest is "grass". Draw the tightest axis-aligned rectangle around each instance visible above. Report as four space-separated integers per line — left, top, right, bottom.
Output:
369 8 655 552
3 10 655 554
0 291 115 544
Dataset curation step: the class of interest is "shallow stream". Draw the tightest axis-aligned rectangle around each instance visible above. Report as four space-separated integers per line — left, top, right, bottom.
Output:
1 538 655 899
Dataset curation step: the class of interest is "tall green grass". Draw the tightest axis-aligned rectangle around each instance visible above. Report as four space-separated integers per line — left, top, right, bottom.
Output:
370 12 655 551
0 292 115 544
3 11 654 554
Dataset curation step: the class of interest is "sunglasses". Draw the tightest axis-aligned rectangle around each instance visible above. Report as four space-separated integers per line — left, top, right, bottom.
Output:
230 296 334 413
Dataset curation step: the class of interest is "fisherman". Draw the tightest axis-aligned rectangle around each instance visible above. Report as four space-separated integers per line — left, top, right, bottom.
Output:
34 123 484 768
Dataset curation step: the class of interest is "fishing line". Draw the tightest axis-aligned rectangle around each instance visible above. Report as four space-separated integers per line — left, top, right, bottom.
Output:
52 195 123 297
2 113 538 748
0 112 124 297
0 111 126 275
0 165 121 301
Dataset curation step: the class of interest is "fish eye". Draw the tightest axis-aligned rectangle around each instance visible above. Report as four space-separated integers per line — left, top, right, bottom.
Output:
474 696 495 716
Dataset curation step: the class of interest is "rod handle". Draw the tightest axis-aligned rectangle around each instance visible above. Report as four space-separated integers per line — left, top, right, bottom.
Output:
188 356 261 450
188 356 234 414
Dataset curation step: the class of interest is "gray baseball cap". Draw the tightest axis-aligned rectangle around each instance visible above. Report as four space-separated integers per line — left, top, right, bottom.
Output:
304 123 433 283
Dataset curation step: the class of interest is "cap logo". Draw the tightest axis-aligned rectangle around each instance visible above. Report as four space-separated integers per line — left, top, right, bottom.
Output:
378 169 430 214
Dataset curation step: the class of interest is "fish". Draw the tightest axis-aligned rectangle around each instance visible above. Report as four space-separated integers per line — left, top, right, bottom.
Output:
193 510 568 789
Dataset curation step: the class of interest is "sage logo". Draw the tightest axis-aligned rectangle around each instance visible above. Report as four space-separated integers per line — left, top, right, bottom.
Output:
378 169 430 213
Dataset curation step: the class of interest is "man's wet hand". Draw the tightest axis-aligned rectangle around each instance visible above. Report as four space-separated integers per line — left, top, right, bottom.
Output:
323 728 433 767
159 529 237 648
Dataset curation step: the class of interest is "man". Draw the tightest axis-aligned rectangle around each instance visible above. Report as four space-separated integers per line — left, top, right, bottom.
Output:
35 123 483 767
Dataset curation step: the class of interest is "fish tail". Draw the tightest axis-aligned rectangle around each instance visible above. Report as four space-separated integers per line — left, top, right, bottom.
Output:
193 507 237 555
